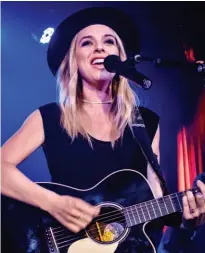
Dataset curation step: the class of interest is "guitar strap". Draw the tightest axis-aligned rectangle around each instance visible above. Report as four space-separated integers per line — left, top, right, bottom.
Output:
132 107 168 195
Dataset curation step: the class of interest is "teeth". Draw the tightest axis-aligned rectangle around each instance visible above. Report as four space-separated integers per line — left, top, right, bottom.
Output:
92 58 104 65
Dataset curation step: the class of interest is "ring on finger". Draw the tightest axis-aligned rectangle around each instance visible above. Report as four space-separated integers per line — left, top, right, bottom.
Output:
77 215 86 223
190 208 196 214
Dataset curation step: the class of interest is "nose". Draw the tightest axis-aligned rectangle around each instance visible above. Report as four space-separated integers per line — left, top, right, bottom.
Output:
94 47 105 53
95 48 105 53
94 42 105 53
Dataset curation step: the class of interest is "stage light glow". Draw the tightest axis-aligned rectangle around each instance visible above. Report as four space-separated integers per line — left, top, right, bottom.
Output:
40 28 54 44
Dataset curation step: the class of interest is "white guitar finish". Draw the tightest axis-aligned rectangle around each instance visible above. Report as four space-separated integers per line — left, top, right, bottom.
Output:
68 238 118 253
37 169 158 253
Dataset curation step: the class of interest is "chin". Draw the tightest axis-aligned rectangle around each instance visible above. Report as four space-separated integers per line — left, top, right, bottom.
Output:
94 71 114 82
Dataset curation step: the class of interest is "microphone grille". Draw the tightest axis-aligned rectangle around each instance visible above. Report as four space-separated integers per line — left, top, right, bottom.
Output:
104 55 121 73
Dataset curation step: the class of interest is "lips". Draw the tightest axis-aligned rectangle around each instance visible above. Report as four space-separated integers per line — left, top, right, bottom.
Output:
93 59 104 65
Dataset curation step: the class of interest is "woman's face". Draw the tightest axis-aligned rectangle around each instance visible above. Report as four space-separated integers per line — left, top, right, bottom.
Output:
75 24 119 87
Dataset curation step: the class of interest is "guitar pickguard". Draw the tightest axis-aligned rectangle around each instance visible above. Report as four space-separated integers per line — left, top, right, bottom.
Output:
68 238 118 253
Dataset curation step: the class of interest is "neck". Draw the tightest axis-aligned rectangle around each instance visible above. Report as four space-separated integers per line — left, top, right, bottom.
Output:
82 80 112 104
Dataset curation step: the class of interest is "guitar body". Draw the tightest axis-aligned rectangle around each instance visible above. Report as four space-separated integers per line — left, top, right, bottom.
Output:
2 170 164 253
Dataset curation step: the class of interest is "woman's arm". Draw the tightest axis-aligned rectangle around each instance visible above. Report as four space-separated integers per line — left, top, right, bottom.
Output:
147 124 163 198
147 124 182 227
1 109 57 210
147 124 205 228
1 110 99 232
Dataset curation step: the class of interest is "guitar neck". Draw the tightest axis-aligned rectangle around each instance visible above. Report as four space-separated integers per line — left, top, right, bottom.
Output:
123 187 200 227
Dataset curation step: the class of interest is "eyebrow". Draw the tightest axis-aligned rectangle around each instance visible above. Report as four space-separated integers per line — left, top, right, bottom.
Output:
79 34 116 44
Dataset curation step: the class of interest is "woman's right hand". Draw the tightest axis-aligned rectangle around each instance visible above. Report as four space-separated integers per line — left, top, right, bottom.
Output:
45 193 100 233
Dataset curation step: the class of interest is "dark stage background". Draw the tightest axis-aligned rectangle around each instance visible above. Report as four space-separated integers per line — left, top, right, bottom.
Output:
2 2 205 252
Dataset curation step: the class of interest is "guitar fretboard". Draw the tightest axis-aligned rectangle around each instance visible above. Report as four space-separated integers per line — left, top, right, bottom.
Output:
123 187 200 227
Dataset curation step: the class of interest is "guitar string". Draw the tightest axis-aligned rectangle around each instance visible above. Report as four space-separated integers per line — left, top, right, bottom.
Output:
56 194 183 249
51 192 187 231
55 199 183 249
57 223 128 247
51 193 187 246
47 189 199 248
51 191 187 234
52 188 195 233
55 215 126 243
54 202 175 245
53 204 173 240
54 200 169 239
51 195 185 245
57 224 126 249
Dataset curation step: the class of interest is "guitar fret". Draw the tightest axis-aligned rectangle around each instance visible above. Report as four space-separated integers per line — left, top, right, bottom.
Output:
131 206 137 225
163 196 174 214
169 193 183 212
155 198 163 216
157 198 168 215
160 197 169 215
134 205 141 224
125 208 132 227
140 203 146 221
169 195 175 212
145 206 156 219
140 203 148 221
124 188 200 229
129 206 138 225
150 200 157 218
145 202 151 220
162 197 169 214
154 200 162 217
136 204 145 222
175 193 182 210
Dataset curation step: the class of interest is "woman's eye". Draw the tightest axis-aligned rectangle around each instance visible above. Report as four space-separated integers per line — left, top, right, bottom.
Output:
81 40 92 47
105 39 115 45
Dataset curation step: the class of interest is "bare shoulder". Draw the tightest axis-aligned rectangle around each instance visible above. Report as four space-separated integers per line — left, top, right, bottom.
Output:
1 109 45 166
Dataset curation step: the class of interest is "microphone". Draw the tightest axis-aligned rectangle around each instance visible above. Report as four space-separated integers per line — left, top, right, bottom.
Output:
104 55 152 90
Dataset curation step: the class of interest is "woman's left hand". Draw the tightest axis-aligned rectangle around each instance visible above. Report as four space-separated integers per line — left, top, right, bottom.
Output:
182 180 205 227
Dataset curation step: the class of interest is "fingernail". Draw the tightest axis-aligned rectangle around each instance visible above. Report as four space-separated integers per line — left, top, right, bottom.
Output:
196 193 203 197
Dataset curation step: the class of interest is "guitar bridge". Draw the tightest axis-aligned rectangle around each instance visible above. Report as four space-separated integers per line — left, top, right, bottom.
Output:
45 227 59 253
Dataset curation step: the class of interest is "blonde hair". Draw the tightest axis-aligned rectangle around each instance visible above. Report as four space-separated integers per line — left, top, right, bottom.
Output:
57 28 138 147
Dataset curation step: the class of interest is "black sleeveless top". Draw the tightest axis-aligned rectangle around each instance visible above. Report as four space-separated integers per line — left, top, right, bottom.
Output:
39 102 159 187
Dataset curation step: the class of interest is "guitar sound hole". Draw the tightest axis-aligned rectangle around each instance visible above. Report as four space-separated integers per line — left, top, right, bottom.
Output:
86 205 127 244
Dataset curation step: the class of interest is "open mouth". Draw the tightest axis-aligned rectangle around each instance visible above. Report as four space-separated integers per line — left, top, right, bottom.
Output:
91 58 105 66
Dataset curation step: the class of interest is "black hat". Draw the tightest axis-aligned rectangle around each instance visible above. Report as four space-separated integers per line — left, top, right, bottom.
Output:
47 6 139 76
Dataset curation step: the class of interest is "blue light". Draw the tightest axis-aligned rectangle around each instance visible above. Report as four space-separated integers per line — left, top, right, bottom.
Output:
40 28 54 44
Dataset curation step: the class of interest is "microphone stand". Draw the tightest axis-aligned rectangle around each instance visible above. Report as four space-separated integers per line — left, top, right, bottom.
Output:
133 55 205 75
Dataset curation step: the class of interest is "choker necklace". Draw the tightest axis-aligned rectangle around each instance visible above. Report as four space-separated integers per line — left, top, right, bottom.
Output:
81 99 113 104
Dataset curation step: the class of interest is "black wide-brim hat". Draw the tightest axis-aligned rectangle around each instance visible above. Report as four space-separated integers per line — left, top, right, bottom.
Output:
47 6 140 76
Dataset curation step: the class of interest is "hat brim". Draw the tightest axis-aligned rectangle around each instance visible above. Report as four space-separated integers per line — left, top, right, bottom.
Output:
47 7 139 76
